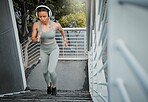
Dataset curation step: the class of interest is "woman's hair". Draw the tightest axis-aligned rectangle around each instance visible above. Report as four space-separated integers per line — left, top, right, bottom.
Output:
37 7 49 13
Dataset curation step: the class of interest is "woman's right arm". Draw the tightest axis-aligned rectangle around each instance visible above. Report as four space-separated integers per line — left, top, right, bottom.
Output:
31 23 38 42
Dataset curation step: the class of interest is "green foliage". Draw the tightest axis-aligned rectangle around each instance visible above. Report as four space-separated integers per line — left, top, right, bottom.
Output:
52 0 86 28
59 12 86 28
51 0 86 21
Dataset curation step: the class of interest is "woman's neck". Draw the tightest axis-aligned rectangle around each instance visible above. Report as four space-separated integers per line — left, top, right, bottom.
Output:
42 19 50 25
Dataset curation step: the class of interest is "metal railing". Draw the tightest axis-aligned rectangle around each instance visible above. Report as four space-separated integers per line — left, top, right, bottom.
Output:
108 0 148 102
118 0 148 8
20 37 40 69
20 28 87 69
114 78 131 102
87 0 148 101
115 40 148 94
87 0 108 102
57 28 87 60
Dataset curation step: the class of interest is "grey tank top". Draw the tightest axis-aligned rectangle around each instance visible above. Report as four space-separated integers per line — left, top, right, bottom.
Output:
38 20 56 45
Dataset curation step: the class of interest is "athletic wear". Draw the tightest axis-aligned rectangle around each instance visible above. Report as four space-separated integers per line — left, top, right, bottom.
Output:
39 20 59 87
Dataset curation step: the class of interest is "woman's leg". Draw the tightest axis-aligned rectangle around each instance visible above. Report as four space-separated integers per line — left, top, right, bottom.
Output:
40 49 51 86
48 47 59 87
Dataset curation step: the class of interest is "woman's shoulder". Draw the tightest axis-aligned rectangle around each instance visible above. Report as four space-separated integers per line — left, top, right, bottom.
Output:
50 20 56 25
32 21 40 31
51 21 59 28
33 21 40 26
51 21 61 28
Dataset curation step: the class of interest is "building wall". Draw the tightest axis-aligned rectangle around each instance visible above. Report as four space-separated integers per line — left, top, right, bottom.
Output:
0 0 26 95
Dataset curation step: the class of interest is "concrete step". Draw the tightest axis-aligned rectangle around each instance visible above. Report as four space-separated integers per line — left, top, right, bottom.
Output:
0 90 92 102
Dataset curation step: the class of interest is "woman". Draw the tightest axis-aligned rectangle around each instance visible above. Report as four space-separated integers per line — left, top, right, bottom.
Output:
32 5 68 95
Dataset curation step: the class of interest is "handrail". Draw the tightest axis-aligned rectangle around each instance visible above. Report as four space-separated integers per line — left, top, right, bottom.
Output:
115 40 148 94
93 89 108 102
98 3 108 46
98 0 103 31
114 78 131 102
93 60 107 76
118 0 148 8
98 82 108 86
99 23 107 46
99 60 108 73
98 93 108 102
99 34 108 59
63 28 86 31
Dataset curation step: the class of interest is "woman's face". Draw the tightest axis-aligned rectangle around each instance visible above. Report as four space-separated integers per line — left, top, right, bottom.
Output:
38 11 49 24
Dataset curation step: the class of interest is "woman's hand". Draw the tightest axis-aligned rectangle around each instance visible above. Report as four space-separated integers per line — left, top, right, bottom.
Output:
64 40 68 47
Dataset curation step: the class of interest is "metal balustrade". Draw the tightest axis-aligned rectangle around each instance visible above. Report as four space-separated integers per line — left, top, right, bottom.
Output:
87 0 108 102
115 40 148 94
20 28 87 69
114 78 131 102
99 60 108 73
57 28 87 60
108 0 148 102
118 0 148 8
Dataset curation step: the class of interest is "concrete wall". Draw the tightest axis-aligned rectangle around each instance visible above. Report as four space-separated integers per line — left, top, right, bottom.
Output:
57 60 89 91
27 60 89 91
0 0 26 94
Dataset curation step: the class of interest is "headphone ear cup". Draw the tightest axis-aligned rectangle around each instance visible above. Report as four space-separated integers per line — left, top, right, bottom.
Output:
36 12 38 17
48 10 52 18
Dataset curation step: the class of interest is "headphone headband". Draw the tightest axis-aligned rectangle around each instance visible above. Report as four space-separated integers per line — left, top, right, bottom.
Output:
35 5 52 17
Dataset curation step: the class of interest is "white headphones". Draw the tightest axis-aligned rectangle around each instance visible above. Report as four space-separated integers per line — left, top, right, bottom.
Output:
35 5 52 18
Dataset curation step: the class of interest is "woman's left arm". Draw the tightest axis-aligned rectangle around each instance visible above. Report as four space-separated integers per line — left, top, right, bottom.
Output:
56 23 68 47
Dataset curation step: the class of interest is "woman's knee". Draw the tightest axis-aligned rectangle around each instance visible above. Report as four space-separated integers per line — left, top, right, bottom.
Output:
48 70 55 75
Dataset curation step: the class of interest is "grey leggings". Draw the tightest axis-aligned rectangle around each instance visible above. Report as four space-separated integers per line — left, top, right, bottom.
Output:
40 44 59 86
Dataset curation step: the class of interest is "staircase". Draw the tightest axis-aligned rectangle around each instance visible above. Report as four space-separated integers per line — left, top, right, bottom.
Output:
0 90 92 102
